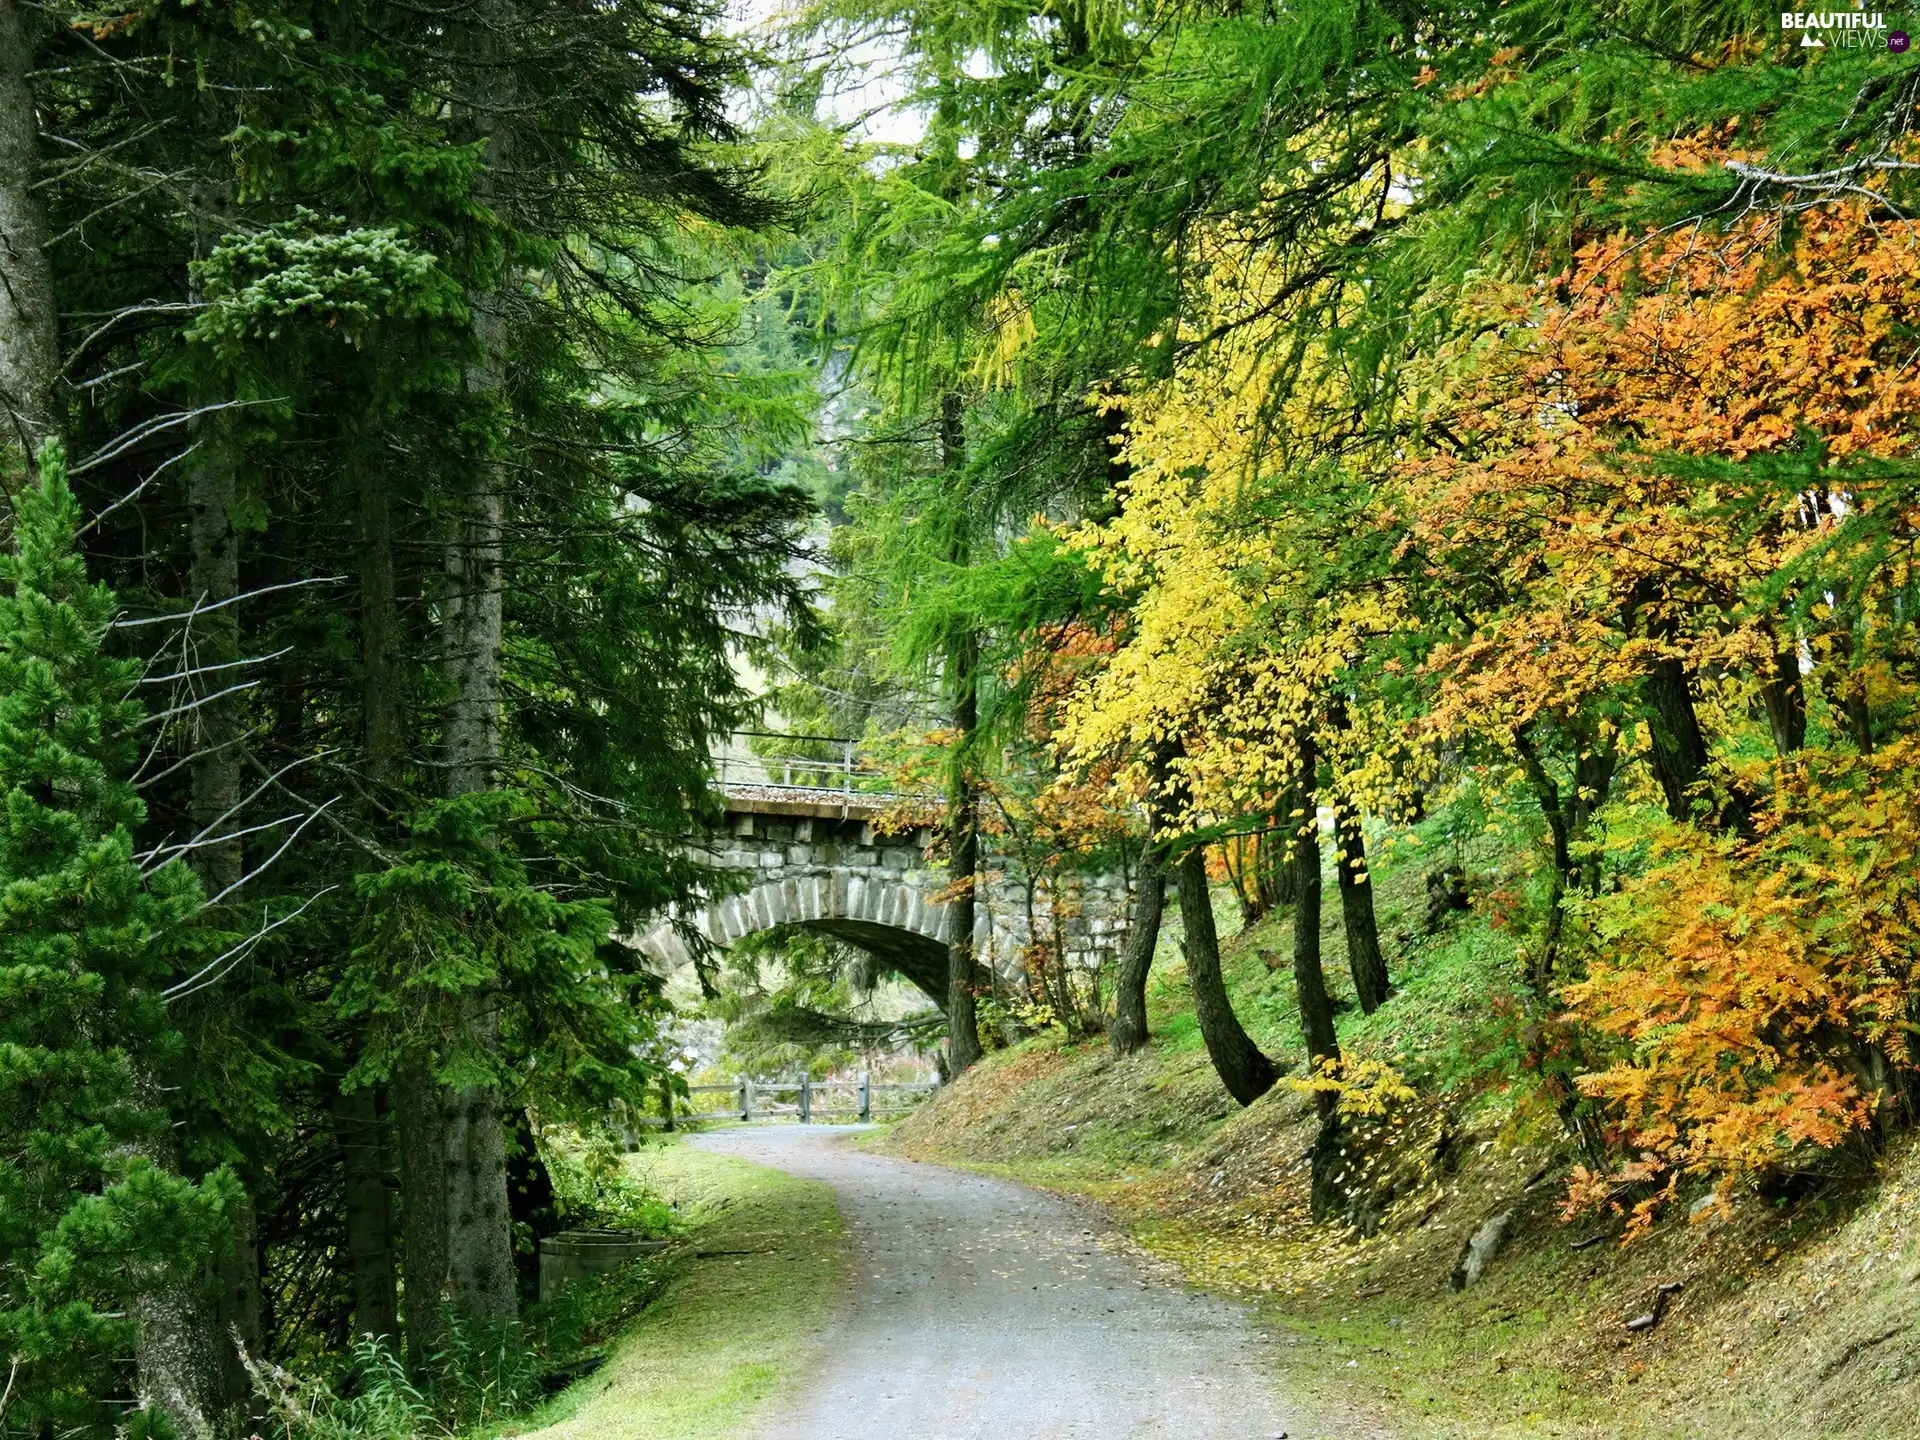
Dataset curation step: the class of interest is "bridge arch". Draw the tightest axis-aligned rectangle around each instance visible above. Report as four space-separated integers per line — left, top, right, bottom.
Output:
635 741 1136 1004
639 866 955 1003
634 795 962 1004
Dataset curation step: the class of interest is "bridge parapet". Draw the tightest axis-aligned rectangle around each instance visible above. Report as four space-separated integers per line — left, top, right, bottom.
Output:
713 729 935 808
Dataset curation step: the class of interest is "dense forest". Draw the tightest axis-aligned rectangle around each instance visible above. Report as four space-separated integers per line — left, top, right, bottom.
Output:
3 0 1919 1436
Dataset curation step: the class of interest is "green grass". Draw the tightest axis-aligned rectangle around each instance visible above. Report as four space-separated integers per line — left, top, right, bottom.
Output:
503 1138 843 1440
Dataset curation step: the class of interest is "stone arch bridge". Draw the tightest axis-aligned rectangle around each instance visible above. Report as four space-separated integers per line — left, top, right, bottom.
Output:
636 737 1135 1006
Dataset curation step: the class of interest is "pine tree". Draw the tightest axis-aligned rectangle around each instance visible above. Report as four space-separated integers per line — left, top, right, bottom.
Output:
0 444 236 1439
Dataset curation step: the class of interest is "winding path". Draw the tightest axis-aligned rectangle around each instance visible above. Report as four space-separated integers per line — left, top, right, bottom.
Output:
692 1126 1296 1440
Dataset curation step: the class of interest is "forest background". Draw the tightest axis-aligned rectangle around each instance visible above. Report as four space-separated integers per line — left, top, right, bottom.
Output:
3 1 1920 1437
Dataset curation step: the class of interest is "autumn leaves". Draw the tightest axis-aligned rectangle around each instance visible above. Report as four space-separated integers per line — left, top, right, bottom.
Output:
1045 189 1920 1216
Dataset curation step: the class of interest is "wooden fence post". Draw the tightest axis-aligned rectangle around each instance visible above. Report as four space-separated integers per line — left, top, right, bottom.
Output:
859 1071 871 1123
799 1074 811 1124
738 1074 750 1122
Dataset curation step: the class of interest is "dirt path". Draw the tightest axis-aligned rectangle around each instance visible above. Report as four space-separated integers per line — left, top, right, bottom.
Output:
691 1126 1298 1440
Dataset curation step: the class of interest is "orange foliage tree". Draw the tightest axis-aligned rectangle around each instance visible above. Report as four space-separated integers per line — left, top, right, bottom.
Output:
1404 192 1920 1207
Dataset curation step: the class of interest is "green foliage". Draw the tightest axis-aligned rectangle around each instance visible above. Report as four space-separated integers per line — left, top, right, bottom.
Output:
249 1320 545 1440
186 215 461 359
543 1138 678 1236
249 1334 448 1440
708 928 943 1075
420 1317 547 1432
758 0 1920 1205
8 0 825 1406
0 447 235 1438
528 1255 671 1369
339 792 669 1119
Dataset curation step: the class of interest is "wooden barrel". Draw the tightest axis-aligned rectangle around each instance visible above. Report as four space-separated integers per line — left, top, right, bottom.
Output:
537 1228 669 1301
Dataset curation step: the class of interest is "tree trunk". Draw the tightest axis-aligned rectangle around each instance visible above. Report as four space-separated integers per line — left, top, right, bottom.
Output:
1110 743 1175 1054
394 1053 451 1362
443 421 507 800
415 0 521 1334
434 393 517 1333
332 1085 401 1344
344 440 404 1348
1334 806 1389 1014
172 417 260 1426
1842 678 1874 753
1265 814 1298 911
1291 731 1346 1220
443 0 512 801
1509 723 1614 1170
442 993 517 1324
1759 641 1806 758
124 1074 226 1440
1175 843 1276 1105
215 1201 262 1399
1512 723 1575 992
0 0 60 468
944 656 985 1072
1643 655 1710 822
358 444 405 791
1224 822 1292 929
1290 734 1340 1080
130 1279 222 1440
186 437 242 892
940 390 983 1073
1108 836 1166 1055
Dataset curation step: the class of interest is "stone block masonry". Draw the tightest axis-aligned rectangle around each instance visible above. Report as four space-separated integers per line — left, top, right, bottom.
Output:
635 792 1135 1008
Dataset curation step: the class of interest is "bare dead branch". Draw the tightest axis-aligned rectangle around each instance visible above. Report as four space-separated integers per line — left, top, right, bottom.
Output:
135 678 261 729
243 751 399 867
135 645 295 688
71 399 279 478
64 302 205 373
163 886 340 1005
133 730 248 791
79 441 200 537
140 810 306 872
139 752 333 868
202 797 340 909
113 575 345 629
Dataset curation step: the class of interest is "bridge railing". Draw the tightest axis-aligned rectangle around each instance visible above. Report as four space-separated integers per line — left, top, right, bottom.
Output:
715 731 871 794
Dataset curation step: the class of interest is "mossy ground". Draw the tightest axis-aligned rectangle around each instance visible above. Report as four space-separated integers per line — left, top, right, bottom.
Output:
506 1138 843 1440
879 823 1920 1439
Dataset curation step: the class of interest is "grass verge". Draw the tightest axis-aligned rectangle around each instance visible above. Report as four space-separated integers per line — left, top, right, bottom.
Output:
504 1137 842 1440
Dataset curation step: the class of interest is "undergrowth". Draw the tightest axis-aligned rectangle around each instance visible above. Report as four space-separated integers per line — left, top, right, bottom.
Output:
247 1135 681 1440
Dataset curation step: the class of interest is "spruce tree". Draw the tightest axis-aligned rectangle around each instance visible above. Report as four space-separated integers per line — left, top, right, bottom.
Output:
0 444 235 1439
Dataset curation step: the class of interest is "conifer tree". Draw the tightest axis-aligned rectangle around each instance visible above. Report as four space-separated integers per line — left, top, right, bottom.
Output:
0 445 235 1439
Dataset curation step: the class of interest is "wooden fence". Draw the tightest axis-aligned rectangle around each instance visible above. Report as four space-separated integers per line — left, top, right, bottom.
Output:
631 1073 939 1130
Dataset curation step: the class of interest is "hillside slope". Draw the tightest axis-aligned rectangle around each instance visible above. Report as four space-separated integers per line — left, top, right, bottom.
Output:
880 835 1920 1439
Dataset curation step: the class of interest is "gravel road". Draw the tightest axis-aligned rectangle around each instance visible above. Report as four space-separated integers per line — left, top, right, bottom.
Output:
691 1126 1295 1440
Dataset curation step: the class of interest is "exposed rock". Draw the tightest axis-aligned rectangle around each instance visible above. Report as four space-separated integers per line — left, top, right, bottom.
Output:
1424 865 1470 932
1688 1189 1729 1222
1450 1210 1515 1291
